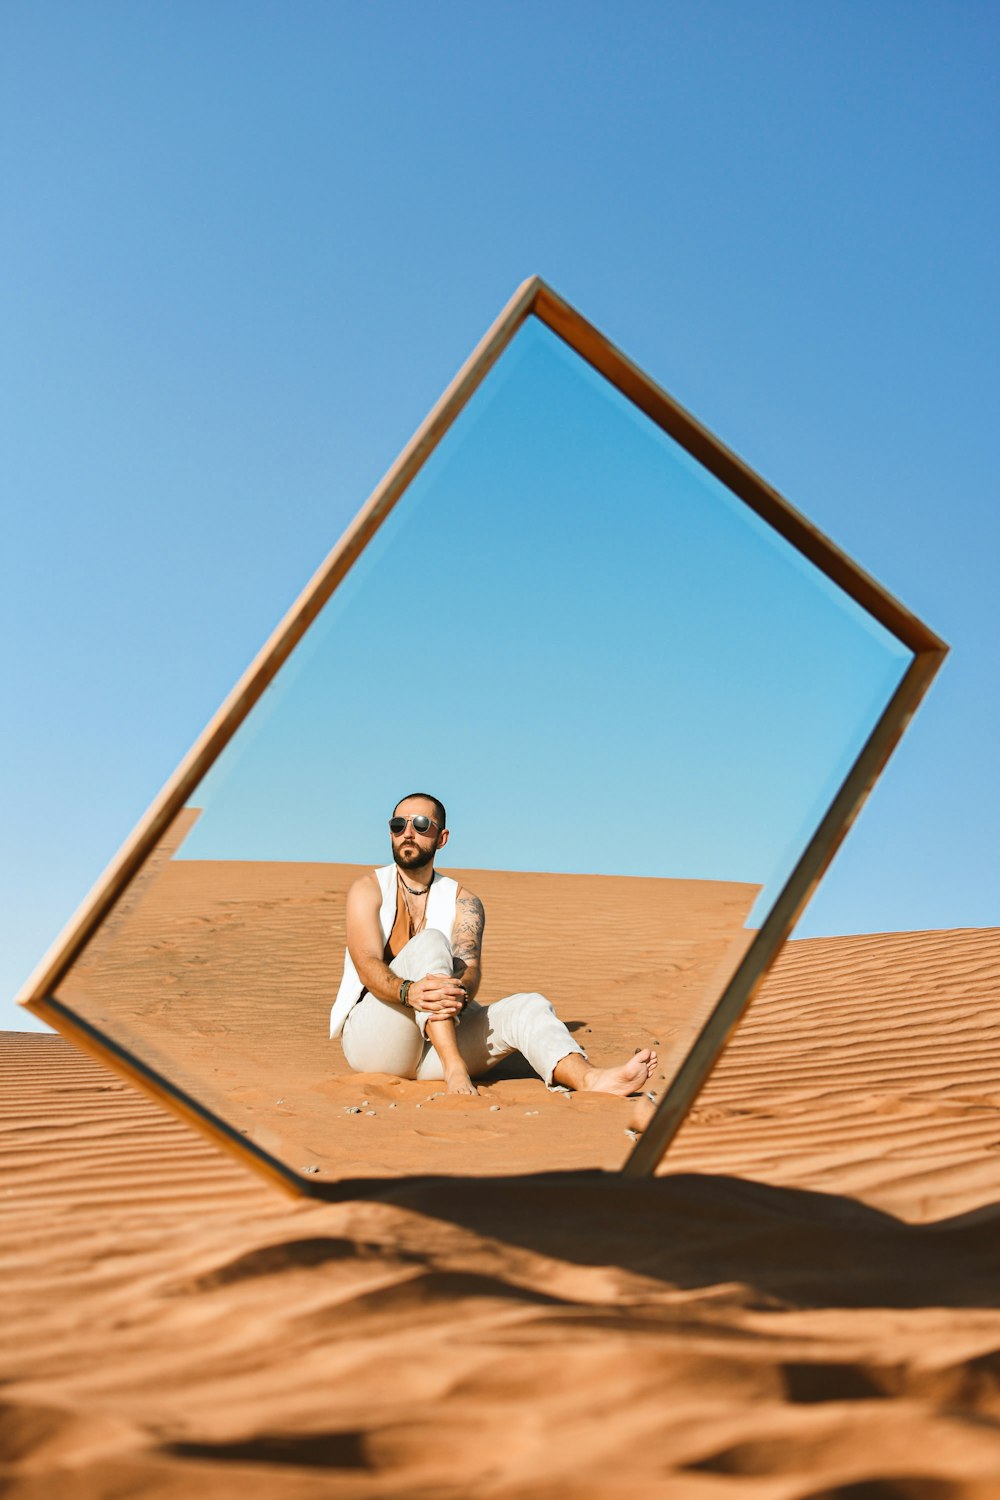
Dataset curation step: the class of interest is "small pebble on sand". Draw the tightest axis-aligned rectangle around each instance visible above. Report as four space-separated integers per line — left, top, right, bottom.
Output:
389 1103 397 1109
525 1110 539 1116
302 1164 321 1173
366 1110 376 1117
345 1106 361 1114
489 1105 500 1112
624 1129 639 1142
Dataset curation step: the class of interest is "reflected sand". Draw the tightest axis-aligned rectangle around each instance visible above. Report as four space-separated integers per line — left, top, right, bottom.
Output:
61 812 759 1177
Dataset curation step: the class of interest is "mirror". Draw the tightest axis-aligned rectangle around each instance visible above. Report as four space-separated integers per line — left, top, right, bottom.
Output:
22 282 943 1190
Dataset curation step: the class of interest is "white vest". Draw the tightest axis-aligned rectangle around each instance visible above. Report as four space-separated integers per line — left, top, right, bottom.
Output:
329 864 459 1037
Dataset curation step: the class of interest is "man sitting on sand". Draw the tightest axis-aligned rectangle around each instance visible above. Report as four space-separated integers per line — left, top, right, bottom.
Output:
329 792 659 1097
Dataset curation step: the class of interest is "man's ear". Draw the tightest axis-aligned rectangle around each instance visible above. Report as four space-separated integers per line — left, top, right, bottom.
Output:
436 828 450 852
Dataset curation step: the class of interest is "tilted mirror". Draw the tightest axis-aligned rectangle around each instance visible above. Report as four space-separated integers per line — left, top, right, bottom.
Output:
19 279 946 1194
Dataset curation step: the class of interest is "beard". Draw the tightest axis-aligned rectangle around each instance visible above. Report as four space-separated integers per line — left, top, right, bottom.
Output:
393 840 435 873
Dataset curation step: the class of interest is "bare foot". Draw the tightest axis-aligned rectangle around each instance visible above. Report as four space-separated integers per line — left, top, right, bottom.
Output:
444 1063 479 1096
580 1048 658 1097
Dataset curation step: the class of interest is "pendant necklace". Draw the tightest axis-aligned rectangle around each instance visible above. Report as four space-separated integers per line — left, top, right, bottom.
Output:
398 871 429 936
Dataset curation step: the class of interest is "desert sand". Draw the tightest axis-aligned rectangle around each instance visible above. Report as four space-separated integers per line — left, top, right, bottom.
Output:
4 925 1000 1496
54 838 761 1179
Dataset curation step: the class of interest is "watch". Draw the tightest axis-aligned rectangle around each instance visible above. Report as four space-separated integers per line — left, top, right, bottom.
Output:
399 979 412 1007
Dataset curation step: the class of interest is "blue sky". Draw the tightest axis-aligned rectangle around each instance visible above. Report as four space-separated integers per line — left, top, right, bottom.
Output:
181 317 911 931
3 2 997 1030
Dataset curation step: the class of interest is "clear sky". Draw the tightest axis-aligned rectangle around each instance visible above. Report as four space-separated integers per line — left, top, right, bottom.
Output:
3 2 998 1030
180 316 911 933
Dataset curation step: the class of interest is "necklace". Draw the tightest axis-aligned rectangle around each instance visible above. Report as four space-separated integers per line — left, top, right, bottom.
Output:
398 874 430 897
398 871 429 937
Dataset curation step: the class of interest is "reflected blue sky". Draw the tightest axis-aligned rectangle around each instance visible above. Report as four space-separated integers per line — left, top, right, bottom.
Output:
180 319 912 922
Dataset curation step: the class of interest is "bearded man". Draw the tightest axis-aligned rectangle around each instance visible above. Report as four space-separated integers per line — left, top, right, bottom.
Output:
330 793 658 1097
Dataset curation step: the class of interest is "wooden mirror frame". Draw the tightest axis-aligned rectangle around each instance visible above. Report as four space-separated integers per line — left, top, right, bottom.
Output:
17 276 948 1196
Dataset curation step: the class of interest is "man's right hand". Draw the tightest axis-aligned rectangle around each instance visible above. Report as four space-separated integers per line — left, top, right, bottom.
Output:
406 972 467 1018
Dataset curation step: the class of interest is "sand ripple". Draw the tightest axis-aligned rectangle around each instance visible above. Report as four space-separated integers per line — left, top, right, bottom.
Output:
4 927 1000 1496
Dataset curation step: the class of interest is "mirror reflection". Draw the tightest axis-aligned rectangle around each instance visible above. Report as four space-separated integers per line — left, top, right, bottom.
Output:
54 317 913 1182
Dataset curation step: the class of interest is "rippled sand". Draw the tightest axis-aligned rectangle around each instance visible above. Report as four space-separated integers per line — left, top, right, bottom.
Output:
4 925 1000 1496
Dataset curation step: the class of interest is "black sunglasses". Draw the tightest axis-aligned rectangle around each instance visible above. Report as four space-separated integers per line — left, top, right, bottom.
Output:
388 815 439 835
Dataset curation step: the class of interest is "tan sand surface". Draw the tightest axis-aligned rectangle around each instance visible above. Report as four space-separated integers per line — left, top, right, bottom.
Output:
56 851 760 1178
4 926 1000 1497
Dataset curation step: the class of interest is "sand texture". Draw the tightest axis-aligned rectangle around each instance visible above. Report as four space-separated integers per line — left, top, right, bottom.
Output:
55 847 760 1179
5 926 1000 1497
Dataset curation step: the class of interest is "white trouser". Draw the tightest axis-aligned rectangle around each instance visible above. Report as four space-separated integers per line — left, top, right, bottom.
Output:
341 929 587 1087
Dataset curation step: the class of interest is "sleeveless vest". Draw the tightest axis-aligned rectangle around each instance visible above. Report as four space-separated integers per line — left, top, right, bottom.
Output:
329 864 459 1037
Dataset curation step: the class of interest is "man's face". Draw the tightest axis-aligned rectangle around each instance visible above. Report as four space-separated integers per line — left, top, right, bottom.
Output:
389 798 446 872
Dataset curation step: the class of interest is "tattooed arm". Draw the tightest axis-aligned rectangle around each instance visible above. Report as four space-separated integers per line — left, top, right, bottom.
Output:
451 887 485 1001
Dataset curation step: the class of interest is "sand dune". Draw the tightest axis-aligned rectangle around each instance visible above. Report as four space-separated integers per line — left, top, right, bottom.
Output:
667 928 1000 1223
4 926 1000 1496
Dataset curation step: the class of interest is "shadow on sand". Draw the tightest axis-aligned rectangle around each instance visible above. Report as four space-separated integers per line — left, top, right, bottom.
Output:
301 1169 1000 1311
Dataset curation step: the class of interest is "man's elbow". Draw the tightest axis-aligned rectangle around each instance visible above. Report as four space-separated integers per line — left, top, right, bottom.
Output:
460 963 483 998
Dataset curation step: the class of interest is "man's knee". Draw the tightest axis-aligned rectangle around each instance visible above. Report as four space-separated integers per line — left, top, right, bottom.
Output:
407 928 452 960
396 927 452 976
503 990 555 1019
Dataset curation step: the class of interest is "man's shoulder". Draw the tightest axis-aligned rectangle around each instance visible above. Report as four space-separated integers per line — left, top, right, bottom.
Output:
455 883 484 913
347 869 383 904
434 875 483 910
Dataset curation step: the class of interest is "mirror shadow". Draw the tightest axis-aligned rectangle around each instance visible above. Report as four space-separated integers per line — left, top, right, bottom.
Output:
50 314 914 1186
